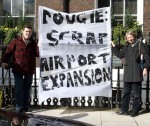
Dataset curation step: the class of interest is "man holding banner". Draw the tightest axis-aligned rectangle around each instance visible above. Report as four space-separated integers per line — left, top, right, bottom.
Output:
1 25 39 112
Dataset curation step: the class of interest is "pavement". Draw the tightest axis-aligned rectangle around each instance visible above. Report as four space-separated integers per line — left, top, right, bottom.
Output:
27 107 150 126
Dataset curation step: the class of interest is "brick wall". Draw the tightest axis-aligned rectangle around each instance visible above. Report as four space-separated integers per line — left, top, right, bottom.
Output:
35 0 94 30
143 0 150 39
36 0 150 40
36 0 63 30
69 0 94 13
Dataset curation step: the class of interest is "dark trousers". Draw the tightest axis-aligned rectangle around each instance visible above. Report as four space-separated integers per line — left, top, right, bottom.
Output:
121 82 141 112
14 72 33 110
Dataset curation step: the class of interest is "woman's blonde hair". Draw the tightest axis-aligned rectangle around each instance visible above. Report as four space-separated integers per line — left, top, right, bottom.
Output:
125 31 136 41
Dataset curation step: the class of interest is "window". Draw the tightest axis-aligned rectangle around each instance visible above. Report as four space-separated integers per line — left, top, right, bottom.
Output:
111 0 137 26
25 0 35 16
126 0 137 14
1 0 11 15
112 0 123 15
0 0 35 28
97 0 110 8
12 0 23 15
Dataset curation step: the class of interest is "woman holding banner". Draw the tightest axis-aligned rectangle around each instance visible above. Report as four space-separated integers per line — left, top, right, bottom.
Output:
111 31 150 117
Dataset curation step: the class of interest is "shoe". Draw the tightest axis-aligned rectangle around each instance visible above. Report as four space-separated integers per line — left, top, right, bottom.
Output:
116 110 129 115
24 108 32 112
130 110 139 117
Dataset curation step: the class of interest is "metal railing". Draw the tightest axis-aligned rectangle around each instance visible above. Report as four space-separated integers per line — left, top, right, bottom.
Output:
0 33 149 110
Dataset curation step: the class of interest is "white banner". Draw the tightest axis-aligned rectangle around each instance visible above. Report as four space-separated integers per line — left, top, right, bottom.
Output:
38 6 112 104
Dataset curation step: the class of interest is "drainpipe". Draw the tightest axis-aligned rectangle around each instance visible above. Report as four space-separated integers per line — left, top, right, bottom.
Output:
63 0 70 13
123 0 126 27
61 0 70 106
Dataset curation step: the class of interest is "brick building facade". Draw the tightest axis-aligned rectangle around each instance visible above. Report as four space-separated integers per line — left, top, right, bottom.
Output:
143 0 150 40
35 0 94 31
36 0 150 40
0 0 150 38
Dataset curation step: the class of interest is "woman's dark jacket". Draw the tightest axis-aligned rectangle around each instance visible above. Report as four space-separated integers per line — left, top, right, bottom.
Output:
2 36 39 75
112 40 150 82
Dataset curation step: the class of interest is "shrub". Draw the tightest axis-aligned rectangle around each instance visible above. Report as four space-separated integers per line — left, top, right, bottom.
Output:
112 9 142 45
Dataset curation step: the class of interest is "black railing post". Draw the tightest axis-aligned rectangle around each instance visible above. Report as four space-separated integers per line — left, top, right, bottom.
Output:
0 32 7 107
60 0 70 107
116 33 121 108
63 0 70 13
145 32 150 110
145 71 149 110
8 69 12 105
33 32 38 107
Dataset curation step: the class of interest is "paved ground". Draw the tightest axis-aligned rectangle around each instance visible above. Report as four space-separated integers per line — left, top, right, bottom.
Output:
28 107 150 126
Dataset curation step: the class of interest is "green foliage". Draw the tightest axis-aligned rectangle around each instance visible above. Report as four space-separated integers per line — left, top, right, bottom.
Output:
0 28 6 39
2 27 21 45
17 14 26 29
112 9 142 45
125 9 134 29
4 15 14 28
113 22 142 45
111 15 117 28
112 24 126 45
0 14 26 45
